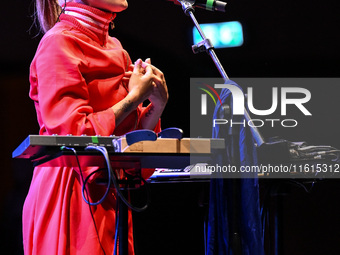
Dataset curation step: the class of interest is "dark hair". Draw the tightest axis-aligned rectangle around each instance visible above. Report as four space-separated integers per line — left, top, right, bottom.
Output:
35 0 63 33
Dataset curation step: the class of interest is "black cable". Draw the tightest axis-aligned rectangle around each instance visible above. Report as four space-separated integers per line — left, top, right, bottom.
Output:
85 145 151 213
261 179 316 254
82 164 112 205
62 145 151 255
61 146 107 255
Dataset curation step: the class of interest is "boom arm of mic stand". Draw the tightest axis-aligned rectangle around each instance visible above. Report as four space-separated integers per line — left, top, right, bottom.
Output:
177 0 265 146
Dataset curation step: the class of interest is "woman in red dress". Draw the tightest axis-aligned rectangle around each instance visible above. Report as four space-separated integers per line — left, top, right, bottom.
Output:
23 0 168 254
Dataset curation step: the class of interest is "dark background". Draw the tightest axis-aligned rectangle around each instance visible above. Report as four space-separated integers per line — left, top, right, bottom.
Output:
1 0 340 254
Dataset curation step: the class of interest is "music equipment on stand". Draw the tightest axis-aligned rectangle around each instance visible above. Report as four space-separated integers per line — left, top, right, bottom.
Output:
12 134 224 176
12 134 225 255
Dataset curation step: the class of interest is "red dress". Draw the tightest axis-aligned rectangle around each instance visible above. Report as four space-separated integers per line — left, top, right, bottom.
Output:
23 3 159 254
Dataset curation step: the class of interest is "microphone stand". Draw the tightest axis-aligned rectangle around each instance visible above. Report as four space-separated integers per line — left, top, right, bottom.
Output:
177 0 265 147
175 1 265 254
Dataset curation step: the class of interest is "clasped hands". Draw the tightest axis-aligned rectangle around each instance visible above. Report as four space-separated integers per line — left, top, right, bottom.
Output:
124 58 168 111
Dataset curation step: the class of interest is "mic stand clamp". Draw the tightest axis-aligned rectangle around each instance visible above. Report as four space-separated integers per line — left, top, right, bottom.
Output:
179 0 195 15
192 38 214 54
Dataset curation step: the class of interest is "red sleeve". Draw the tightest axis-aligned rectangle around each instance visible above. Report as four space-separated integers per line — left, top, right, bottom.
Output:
30 33 116 136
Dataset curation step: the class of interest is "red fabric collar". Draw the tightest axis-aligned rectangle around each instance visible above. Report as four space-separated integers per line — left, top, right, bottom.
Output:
60 2 116 45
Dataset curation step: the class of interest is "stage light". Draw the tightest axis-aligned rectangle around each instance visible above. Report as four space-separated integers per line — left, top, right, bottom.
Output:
193 21 244 49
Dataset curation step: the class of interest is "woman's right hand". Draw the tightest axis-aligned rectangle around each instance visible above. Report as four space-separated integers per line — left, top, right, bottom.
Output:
111 59 156 127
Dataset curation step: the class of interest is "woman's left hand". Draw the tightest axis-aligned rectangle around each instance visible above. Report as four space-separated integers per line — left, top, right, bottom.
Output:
144 58 169 111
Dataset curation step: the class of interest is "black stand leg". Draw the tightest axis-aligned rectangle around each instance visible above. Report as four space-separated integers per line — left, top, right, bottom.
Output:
115 167 145 255
118 190 128 255
274 196 282 255
231 179 242 254
229 113 242 255
272 186 283 255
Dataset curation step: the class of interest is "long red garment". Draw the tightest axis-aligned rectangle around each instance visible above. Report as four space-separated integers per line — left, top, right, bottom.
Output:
23 3 160 254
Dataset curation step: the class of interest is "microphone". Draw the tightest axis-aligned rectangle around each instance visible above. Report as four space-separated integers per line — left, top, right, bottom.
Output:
168 0 227 12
